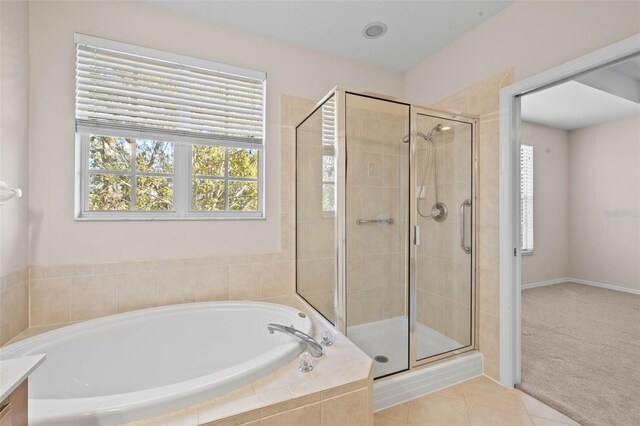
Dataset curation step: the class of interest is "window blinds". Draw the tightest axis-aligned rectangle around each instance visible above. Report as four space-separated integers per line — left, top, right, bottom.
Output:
321 96 336 146
520 145 534 253
75 34 266 148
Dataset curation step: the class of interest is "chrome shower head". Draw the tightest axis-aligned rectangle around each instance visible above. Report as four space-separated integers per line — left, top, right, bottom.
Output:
403 123 451 143
423 123 451 140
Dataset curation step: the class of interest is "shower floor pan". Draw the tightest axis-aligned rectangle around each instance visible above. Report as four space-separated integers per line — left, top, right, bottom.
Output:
347 316 463 378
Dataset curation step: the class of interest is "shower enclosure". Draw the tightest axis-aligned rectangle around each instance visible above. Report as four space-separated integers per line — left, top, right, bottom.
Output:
295 88 477 378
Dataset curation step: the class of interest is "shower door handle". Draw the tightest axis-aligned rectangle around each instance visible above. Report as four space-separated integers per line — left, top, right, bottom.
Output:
460 199 471 254
414 225 420 246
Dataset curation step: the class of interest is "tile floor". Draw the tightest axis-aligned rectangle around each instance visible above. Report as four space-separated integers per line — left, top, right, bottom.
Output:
374 375 581 426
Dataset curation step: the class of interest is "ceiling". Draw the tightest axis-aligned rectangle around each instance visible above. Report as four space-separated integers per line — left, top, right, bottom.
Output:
140 0 514 72
521 81 640 131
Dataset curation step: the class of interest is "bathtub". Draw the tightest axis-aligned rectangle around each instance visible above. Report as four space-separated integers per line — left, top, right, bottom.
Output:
0 301 312 425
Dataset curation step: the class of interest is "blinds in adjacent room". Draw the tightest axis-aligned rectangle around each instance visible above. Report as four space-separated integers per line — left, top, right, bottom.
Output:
520 144 534 253
75 34 266 148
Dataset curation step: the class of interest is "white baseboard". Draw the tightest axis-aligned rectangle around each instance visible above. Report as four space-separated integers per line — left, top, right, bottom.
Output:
373 352 483 412
522 277 640 295
521 278 569 290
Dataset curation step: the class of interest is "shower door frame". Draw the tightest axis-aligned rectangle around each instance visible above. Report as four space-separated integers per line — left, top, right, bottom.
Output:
294 87 479 373
408 105 479 369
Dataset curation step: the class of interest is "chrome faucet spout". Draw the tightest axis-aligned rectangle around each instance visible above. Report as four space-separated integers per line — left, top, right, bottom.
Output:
267 323 323 357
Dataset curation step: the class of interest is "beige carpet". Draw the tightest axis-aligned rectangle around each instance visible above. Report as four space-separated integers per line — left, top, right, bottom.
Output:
518 283 640 426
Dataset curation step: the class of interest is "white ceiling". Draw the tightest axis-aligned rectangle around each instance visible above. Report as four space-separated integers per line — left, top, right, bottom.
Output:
140 0 514 72
521 81 640 131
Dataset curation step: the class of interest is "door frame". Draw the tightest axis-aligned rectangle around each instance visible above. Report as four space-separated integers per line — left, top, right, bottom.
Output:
498 33 640 387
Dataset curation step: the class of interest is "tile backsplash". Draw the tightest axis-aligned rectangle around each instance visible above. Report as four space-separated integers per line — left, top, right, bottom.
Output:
0 267 29 344
28 256 295 327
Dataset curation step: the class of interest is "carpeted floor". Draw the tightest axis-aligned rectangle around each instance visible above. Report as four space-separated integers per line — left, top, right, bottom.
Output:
518 282 640 426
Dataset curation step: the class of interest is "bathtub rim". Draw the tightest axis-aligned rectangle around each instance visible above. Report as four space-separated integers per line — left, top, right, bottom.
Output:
0 300 313 424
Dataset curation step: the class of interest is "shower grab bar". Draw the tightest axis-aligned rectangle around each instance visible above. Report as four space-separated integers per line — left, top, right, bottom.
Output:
356 218 394 225
460 199 471 254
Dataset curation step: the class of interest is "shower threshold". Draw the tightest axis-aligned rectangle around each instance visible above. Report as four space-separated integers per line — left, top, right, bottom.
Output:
346 316 464 378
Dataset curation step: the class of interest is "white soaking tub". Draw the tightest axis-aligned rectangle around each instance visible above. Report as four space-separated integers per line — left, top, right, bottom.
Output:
0 301 312 425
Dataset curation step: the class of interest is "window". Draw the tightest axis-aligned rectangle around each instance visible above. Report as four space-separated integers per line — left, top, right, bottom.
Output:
321 97 336 212
75 34 265 219
520 144 534 254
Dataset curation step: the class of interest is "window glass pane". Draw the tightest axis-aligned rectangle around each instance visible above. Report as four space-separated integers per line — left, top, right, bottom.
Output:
89 174 131 210
322 155 335 182
322 183 335 212
192 178 225 211
193 145 225 176
136 141 174 173
89 136 132 171
136 176 174 211
228 148 259 178
228 180 258 211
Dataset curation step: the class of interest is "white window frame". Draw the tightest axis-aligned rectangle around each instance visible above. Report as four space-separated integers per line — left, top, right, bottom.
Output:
74 34 266 221
520 144 534 254
77 135 264 220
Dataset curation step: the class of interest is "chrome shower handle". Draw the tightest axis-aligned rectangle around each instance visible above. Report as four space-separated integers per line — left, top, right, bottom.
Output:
356 218 394 225
460 199 471 254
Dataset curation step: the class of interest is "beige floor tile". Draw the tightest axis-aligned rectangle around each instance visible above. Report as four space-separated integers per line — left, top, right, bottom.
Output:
434 382 466 400
407 393 470 426
518 393 580 426
376 403 409 422
467 402 533 426
374 414 408 426
530 416 581 426
371 377 576 426
461 376 506 399
467 390 528 414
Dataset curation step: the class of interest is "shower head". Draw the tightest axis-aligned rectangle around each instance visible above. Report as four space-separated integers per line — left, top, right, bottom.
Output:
402 123 451 143
420 123 452 141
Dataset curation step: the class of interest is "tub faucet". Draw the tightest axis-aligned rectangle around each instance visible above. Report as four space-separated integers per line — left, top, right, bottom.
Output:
267 323 323 358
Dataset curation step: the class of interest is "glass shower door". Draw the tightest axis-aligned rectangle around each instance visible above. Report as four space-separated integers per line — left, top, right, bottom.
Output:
411 109 475 364
343 93 410 378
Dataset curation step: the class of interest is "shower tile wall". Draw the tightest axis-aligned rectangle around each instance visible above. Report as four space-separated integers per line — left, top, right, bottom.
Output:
416 117 472 346
345 97 408 326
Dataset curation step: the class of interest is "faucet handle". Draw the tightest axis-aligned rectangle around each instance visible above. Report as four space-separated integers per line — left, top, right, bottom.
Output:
320 329 334 347
298 351 313 373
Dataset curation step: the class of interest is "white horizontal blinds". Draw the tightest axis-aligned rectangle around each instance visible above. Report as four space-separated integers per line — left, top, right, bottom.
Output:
75 34 265 148
520 145 534 253
321 96 336 146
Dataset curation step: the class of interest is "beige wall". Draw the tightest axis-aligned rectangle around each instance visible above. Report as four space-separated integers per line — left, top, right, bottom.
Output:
521 122 570 284
404 1 640 104
569 116 640 290
0 0 30 344
1 0 30 275
28 0 403 266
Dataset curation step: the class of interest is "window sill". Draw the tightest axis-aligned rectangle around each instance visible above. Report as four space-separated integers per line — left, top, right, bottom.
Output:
74 213 266 222
521 251 534 256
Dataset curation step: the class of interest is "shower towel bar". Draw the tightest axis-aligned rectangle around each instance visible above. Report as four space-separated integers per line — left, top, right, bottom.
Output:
356 218 394 225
